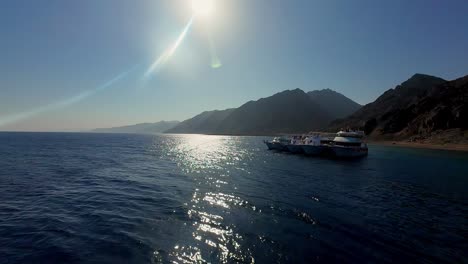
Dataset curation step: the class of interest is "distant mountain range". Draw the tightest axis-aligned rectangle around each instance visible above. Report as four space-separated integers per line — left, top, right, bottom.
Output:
91 73 467 143
164 109 235 134
166 88 361 135
91 120 179 134
330 73 468 143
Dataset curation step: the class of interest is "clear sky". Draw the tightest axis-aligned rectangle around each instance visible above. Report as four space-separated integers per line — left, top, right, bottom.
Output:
1 0 467 131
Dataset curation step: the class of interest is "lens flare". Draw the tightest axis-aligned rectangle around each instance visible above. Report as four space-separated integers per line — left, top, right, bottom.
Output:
144 17 194 78
208 32 222 68
0 66 137 127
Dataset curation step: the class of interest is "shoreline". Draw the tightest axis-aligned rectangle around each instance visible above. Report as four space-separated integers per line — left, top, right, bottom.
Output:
370 141 468 152
2 131 468 152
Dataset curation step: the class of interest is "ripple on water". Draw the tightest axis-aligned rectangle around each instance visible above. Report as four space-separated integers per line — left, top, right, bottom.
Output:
1 133 467 263
169 188 256 263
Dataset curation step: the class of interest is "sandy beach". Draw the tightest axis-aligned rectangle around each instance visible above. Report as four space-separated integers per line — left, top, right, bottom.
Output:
370 141 468 152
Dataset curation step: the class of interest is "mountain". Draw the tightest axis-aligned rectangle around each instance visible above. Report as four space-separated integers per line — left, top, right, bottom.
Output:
398 75 468 143
330 73 468 143
92 120 179 134
307 89 361 118
167 88 360 135
165 109 235 134
213 89 331 135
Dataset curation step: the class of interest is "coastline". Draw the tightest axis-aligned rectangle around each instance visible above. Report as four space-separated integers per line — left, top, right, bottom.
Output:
370 141 468 152
2 131 468 152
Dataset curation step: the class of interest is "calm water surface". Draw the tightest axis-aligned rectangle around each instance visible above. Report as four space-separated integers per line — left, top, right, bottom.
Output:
0 132 467 263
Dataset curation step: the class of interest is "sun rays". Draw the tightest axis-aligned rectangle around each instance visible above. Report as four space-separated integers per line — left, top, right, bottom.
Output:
0 66 138 128
0 1 223 128
144 17 195 78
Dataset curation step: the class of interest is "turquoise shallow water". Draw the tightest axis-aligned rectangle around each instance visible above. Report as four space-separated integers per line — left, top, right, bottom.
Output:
0 132 467 263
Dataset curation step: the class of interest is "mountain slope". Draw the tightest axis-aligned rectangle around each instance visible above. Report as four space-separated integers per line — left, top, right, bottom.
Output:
165 109 235 134
396 75 468 142
214 89 332 135
307 88 361 118
168 88 357 135
92 120 179 134
167 88 361 135
329 73 468 143
329 74 446 134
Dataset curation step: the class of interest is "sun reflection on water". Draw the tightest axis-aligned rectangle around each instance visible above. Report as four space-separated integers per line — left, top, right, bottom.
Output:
158 134 255 263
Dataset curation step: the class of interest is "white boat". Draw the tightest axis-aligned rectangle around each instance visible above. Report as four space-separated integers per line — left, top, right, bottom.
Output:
286 136 306 154
301 134 325 156
331 130 368 158
264 137 290 151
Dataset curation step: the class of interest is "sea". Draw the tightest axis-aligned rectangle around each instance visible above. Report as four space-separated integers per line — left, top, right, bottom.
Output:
0 132 467 263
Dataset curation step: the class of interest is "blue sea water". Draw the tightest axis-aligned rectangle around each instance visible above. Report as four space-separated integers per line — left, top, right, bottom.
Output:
0 132 467 263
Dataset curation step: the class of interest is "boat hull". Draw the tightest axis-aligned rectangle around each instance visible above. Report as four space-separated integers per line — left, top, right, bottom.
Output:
286 144 304 154
265 141 287 151
301 145 324 156
332 146 368 158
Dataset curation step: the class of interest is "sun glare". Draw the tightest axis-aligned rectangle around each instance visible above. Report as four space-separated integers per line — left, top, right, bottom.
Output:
192 0 214 16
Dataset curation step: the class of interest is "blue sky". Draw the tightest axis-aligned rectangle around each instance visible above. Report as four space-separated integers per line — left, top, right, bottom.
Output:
1 0 467 131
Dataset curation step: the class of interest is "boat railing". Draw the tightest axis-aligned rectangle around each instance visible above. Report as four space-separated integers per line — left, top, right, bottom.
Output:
307 132 336 139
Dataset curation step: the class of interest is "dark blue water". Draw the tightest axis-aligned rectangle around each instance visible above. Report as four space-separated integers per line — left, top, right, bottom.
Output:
0 132 467 263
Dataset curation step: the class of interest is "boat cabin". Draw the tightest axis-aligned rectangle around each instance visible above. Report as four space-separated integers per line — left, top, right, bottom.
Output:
333 131 366 147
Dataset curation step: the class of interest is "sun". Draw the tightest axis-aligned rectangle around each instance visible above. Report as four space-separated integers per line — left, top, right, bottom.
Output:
192 0 214 16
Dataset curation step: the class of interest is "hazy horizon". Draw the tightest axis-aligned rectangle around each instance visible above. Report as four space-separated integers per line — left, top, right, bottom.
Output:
1 0 468 131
